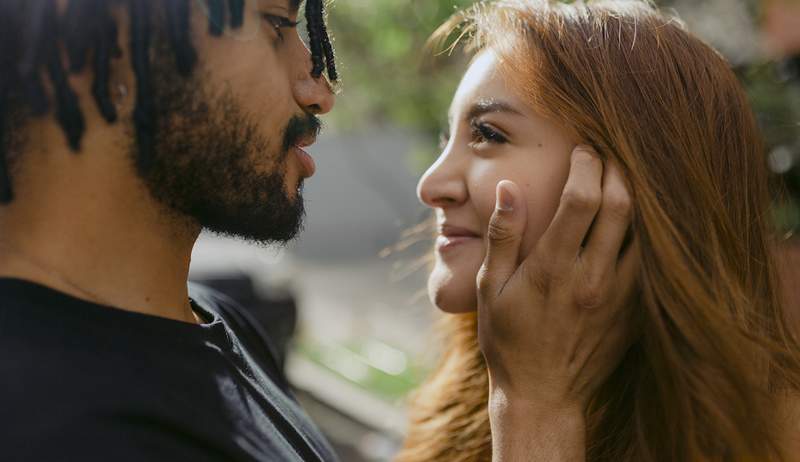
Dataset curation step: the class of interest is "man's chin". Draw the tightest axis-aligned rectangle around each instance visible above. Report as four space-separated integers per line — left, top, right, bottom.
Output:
203 217 304 245
189 194 303 245
284 179 305 201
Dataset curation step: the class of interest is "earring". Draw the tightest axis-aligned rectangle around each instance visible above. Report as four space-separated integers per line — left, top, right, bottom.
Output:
113 83 129 106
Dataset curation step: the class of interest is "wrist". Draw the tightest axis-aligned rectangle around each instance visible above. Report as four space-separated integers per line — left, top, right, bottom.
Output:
490 390 585 431
489 386 586 425
489 388 586 462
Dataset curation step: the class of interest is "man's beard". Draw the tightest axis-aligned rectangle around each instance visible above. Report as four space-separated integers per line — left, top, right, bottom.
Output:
133 64 320 245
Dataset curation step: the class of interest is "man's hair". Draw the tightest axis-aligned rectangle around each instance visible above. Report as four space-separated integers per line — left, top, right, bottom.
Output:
0 0 337 203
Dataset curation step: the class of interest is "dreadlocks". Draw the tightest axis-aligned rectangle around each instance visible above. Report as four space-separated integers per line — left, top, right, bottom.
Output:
305 0 336 82
0 0 337 203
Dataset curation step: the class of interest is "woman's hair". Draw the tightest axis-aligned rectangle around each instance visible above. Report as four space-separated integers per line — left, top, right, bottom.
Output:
397 1 800 461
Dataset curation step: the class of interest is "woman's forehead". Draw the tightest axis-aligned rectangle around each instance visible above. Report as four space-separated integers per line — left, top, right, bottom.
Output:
448 51 527 124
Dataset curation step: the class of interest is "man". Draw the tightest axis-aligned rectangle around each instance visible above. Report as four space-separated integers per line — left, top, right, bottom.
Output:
1 1 337 460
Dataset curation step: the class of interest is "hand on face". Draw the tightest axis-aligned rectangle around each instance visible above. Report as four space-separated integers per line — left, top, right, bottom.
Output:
418 50 638 412
477 146 639 413
418 51 576 314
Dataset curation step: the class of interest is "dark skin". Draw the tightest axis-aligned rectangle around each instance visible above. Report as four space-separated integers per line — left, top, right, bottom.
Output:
483 163 800 461
0 0 334 324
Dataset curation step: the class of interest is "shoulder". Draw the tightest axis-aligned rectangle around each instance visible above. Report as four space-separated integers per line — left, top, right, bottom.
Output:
188 282 289 389
5 413 232 462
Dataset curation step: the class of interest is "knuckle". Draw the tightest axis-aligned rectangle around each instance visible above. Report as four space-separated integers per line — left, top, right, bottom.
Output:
562 187 601 212
603 189 632 220
476 266 493 298
486 219 514 245
575 278 608 309
524 260 564 297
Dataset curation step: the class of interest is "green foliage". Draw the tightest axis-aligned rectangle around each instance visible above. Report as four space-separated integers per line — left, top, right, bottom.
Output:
324 0 800 223
325 0 473 134
297 335 428 402
742 64 800 149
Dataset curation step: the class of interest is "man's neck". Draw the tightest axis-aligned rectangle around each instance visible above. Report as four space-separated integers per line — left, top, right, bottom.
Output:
0 136 201 324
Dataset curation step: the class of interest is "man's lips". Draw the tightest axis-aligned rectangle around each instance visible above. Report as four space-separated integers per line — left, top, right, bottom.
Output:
296 135 317 149
293 145 316 178
292 136 318 178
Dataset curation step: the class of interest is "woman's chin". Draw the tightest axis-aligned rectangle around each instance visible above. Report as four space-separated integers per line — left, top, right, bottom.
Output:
428 270 478 313
434 299 478 314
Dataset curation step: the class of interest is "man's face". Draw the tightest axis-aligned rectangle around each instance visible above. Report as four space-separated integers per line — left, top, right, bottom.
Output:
139 0 335 244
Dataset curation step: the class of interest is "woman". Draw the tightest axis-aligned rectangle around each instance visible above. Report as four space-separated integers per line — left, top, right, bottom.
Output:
397 0 800 461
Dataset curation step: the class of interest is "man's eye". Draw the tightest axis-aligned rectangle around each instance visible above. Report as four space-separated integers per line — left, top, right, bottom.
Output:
261 14 299 41
469 120 508 145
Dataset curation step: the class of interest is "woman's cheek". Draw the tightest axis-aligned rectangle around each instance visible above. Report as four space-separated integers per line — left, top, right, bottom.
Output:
518 171 572 257
470 172 567 259
468 176 504 237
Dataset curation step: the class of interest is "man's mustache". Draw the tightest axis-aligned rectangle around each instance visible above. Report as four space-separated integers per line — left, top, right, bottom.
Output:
282 113 322 153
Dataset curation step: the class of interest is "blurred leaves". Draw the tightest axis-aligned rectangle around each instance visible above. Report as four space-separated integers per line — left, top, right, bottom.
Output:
326 0 473 134
325 0 800 225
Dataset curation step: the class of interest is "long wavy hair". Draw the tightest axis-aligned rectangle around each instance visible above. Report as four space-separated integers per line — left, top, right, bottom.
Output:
397 1 800 461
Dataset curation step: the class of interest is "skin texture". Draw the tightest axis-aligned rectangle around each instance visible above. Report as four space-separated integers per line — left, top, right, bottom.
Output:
0 0 334 324
418 50 576 314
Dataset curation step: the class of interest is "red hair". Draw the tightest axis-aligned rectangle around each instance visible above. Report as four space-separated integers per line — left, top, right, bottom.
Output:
398 1 800 461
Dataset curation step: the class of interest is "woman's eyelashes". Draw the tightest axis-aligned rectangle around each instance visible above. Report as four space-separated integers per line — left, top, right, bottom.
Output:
469 119 508 146
261 13 299 42
437 120 509 152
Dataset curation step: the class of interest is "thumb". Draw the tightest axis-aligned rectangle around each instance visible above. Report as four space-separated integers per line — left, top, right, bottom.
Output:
479 180 527 299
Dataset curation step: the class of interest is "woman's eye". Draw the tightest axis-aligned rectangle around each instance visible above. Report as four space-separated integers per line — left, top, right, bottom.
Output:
261 14 298 41
469 120 508 145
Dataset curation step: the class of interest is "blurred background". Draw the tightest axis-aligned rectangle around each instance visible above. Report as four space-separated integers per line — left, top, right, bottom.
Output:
189 0 800 460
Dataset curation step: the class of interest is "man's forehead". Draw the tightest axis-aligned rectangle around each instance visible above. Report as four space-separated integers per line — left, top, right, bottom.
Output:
262 0 301 14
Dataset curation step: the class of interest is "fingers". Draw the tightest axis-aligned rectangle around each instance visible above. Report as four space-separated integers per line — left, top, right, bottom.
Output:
581 160 633 274
479 180 528 299
537 146 604 267
614 238 640 305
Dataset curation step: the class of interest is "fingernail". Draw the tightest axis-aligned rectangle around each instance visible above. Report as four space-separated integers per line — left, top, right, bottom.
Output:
573 145 596 161
496 181 514 212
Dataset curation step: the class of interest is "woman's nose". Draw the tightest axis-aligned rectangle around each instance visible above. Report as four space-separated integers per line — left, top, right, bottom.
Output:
417 150 468 208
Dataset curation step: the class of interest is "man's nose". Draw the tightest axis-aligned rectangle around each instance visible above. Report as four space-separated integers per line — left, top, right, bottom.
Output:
294 74 335 115
293 44 336 115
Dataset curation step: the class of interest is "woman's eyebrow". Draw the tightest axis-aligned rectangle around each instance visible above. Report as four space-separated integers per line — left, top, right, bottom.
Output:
446 99 524 128
466 99 524 120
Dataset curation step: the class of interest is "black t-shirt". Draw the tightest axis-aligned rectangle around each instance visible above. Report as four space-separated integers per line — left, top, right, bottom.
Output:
0 278 339 462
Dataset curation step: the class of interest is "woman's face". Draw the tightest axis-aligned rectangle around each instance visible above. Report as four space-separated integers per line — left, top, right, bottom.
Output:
417 50 577 313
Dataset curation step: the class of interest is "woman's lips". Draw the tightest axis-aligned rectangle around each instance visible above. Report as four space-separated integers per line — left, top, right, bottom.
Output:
436 225 481 251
